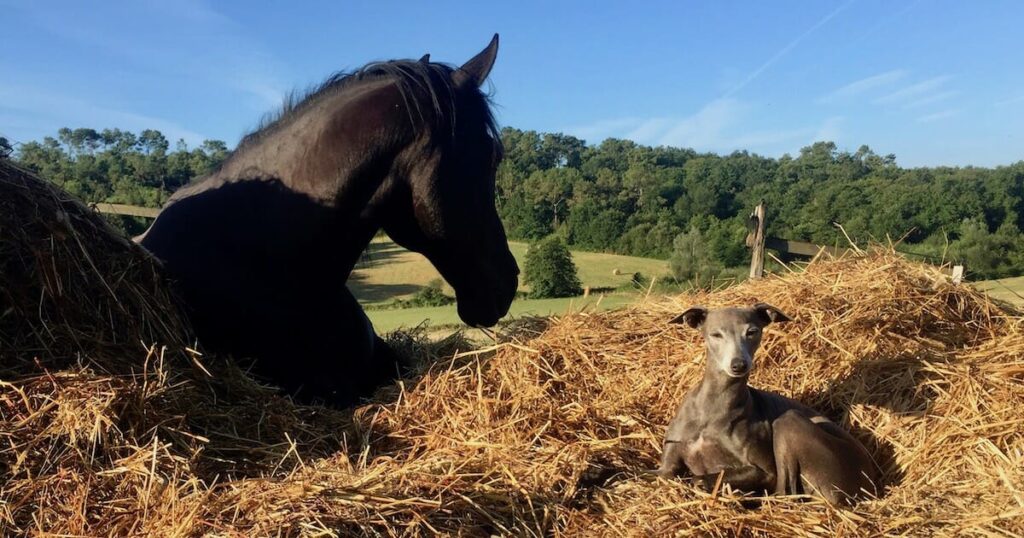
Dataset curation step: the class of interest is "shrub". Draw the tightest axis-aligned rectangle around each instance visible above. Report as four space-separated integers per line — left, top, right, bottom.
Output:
524 237 582 298
408 279 455 307
950 218 1024 279
374 279 455 310
630 272 651 290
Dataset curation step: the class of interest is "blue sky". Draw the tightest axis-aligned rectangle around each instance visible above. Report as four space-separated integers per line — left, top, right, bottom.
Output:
2 0 1022 167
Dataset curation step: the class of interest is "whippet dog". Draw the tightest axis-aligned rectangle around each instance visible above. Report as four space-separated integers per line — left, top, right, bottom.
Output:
658 304 879 505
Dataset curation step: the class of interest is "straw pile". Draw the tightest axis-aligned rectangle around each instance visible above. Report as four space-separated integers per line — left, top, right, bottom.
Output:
2 159 1023 536
0 161 188 369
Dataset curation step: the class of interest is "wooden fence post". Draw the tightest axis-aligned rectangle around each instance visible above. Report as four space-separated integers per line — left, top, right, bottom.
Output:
748 202 766 280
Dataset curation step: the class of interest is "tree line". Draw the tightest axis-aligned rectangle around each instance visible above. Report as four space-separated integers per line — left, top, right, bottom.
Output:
5 127 1024 280
496 128 1024 280
11 128 228 210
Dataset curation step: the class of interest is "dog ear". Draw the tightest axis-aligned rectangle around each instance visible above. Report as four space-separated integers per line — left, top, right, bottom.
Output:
754 303 792 325
670 307 707 329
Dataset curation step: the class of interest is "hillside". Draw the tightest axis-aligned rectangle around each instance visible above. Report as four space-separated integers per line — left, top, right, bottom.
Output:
975 275 1024 306
351 238 671 331
349 237 670 304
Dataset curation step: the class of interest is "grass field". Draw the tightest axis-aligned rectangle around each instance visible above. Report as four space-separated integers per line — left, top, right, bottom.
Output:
974 275 1024 306
350 237 670 332
365 292 639 333
349 237 670 304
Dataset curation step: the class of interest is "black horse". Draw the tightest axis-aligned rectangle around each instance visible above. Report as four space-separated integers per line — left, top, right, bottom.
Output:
138 36 518 405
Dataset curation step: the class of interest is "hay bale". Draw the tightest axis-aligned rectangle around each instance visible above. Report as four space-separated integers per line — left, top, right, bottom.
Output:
0 160 189 371
2 161 1022 535
0 162 362 534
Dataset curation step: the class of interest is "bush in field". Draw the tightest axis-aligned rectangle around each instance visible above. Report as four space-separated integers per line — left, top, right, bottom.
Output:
371 279 455 310
403 279 455 308
524 237 582 298
630 271 651 290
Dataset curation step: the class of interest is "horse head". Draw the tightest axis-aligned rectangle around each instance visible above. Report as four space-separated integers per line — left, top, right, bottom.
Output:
380 35 519 327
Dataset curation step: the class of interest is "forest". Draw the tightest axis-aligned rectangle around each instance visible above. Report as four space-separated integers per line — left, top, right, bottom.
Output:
5 127 1024 280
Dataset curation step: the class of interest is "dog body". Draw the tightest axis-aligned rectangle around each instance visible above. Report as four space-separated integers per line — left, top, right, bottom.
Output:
658 305 878 505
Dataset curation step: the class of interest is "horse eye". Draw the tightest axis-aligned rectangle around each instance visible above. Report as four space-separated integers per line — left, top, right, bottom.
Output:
746 327 761 336
710 332 724 339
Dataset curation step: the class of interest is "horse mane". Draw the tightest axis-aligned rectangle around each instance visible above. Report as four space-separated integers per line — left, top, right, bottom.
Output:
236 59 500 152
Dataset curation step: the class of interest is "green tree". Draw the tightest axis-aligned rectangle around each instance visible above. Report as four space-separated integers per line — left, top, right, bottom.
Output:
12 124 1024 279
950 218 1024 279
523 167 579 229
523 236 582 298
670 225 723 284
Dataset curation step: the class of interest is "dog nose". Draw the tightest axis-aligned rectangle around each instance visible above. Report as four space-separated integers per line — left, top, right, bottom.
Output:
730 358 747 375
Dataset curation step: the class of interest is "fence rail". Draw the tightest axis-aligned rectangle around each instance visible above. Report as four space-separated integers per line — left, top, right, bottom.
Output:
93 203 161 218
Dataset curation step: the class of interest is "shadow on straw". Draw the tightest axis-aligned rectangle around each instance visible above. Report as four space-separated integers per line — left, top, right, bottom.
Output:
808 354 943 493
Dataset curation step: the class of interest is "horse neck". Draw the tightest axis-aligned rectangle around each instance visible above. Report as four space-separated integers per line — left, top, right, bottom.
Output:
163 82 411 277
191 78 406 199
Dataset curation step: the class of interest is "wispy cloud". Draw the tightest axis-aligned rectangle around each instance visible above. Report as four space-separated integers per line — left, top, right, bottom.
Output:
814 116 844 143
902 90 958 109
625 118 676 143
729 127 818 149
818 70 906 103
563 100 842 156
563 117 647 144
0 83 208 144
14 1 286 114
657 99 751 148
723 0 857 98
145 0 234 25
916 109 959 123
833 0 925 53
563 99 746 151
875 75 952 105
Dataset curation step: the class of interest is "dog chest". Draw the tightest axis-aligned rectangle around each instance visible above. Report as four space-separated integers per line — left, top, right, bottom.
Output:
682 432 746 475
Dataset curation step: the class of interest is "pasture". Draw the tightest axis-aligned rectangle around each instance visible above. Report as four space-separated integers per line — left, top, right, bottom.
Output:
350 237 670 303
351 237 671 332
975 275 1024 307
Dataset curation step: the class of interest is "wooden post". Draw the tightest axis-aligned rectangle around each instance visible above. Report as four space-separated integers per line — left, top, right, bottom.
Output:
748 202 766 280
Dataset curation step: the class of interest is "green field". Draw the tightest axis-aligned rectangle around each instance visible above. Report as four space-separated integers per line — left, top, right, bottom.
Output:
349 237 670 304
350 238 670 332
365 293 639 333
974 276 1024 307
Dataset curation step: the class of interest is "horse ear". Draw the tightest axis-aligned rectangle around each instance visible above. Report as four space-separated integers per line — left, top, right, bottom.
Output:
670 307 707 329
453 33 499 88
754 303 792 325
419 53 430 63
